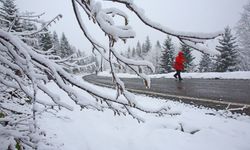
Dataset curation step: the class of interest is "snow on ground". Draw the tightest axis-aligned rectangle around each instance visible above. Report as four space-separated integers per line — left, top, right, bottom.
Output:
38 79 250 150
98 71 250 79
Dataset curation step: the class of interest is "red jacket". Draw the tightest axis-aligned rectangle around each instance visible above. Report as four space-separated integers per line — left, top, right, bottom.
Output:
174 52 185 71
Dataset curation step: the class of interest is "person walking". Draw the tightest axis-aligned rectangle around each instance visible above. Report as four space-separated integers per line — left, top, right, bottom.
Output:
173 51 185 81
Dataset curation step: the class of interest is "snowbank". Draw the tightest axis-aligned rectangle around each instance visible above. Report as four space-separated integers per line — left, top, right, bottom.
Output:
98 71 250 79
38 82 250 150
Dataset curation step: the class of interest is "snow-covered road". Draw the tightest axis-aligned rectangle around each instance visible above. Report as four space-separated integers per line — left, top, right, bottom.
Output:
84 72 250 114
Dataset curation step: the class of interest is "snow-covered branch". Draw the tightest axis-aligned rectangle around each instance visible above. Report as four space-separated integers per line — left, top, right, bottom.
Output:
1 27 173 123
0 0 224 148
71 0 222 112
72 0 156 91
106 0 222 54
225 103 249 112
17 14 63 36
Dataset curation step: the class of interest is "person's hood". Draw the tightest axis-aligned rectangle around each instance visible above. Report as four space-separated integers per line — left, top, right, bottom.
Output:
178 51 184 55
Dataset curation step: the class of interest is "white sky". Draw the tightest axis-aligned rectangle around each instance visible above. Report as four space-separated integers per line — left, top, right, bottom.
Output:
17 0 249 54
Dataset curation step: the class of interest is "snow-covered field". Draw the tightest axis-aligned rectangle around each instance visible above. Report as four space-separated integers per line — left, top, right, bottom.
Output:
38 73 250 150
98 71 250 79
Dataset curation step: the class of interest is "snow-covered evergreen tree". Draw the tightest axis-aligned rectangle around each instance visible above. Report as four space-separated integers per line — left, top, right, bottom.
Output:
39 27 53 51
52 31 60 56
145 40 162 73
160 36 175 73
0 1 64 148
1 0 22 32
142 36 152 57
132 47 136 58
135 41 142 59
236 1 250 71
215 26 239 72
60 32 74 58
126 47 131 58
180 43 195 72
154 41 162 73
198 53 213 72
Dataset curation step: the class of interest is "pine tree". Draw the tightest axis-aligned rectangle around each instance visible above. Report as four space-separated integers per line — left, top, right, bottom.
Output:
39 30 53 51
236 1 250 70
198 53 213 72
52 31 60 56
60 33 74 58
131 47 136 57
145 40 162 73
142 36 152 57
141 43 146 55
136 41 142 59
180 43 195 72
160 36 175 73
215 26 239 72
1 0 22 32
153 41 162 73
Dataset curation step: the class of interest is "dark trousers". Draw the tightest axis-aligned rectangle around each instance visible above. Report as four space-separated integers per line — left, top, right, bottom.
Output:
174 70 182 80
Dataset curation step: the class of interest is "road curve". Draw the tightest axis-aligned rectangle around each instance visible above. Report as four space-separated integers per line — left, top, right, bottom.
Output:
83 74 250 114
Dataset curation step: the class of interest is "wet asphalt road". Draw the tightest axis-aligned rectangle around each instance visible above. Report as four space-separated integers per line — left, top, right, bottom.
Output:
84 74 250 113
